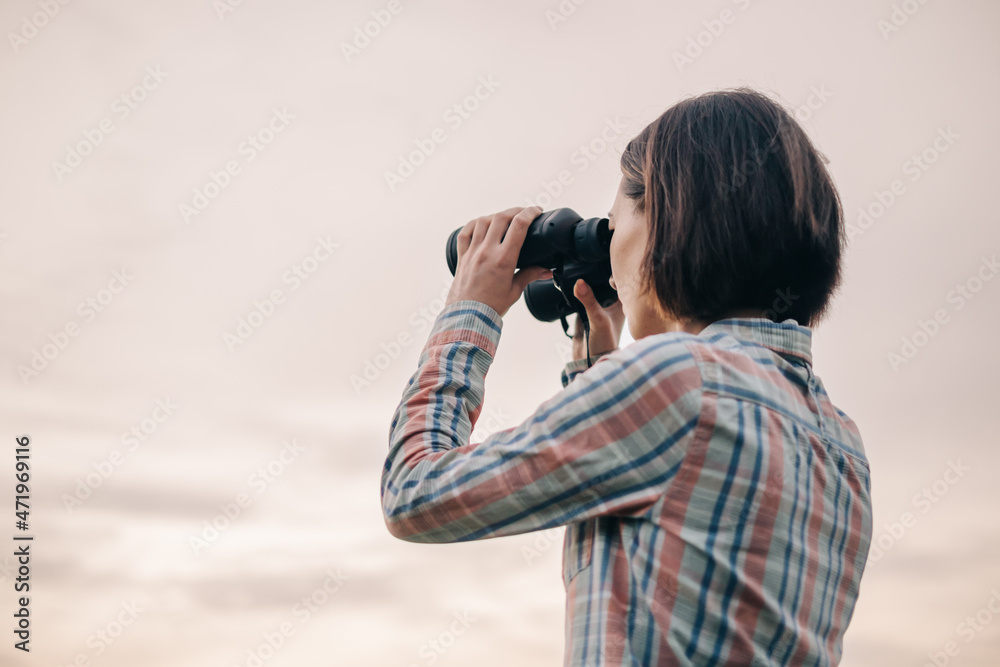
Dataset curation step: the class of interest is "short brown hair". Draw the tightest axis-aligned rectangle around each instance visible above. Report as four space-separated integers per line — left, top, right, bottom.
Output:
620 87 844 328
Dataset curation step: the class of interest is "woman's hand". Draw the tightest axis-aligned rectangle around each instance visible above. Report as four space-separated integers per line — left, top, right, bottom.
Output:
571 279 626 361
444 207 554 318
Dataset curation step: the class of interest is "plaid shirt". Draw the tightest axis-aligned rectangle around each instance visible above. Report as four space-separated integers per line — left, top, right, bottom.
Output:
382 299 873 666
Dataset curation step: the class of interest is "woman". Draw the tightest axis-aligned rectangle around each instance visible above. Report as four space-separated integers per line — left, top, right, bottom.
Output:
382 86 873 666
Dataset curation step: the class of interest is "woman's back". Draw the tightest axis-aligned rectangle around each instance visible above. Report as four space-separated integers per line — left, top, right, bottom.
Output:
560 318 872 666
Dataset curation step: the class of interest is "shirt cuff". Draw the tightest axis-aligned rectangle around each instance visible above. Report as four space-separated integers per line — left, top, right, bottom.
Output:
560 350 616 387
423 300 504 358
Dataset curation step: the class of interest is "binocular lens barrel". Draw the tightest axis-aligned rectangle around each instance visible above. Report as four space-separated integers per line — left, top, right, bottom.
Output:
445 208 617 323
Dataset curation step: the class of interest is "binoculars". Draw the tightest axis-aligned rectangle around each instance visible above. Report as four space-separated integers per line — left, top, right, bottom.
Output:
445 208 618 335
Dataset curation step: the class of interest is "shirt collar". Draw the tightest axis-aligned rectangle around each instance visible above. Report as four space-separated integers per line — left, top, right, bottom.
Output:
696 318 813 366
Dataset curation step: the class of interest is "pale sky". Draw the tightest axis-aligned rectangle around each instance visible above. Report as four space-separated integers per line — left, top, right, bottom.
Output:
1 0 998 665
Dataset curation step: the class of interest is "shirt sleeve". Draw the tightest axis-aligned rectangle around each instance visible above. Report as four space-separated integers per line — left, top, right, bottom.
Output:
381 299 702 544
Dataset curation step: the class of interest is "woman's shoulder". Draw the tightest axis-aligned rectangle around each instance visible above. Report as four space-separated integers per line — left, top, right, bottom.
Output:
605 332 706 390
